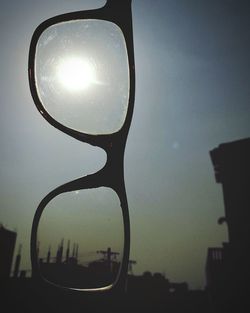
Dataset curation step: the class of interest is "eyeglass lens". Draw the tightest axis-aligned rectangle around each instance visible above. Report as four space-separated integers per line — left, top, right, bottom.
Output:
35 19 130 135
36 187 124 289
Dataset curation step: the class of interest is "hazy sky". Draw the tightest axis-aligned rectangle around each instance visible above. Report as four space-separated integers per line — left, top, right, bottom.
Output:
1 0 250 289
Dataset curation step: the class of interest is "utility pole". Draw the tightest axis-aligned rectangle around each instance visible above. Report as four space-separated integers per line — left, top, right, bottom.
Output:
97 247 119 272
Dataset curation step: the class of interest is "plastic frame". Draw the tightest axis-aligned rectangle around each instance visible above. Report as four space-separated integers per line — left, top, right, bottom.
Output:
28 0 135 293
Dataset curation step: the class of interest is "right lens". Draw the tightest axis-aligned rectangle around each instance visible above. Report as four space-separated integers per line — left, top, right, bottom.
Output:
36 187 124 290
35 19 129 135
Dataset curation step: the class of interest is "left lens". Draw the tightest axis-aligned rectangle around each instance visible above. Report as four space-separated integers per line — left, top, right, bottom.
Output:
35 19 129 134
36 187 124 290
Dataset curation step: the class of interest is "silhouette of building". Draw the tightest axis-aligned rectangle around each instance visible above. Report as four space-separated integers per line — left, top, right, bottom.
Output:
13 244 22 278
0 224 17 279
206 247 223 289
207 138 250 312
210 137 250 248
38 242 122 289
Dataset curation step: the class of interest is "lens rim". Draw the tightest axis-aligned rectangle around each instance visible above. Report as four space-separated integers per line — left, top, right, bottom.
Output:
34 19 130 135
34 185 126 291
28 0 135 148
31 168 131 293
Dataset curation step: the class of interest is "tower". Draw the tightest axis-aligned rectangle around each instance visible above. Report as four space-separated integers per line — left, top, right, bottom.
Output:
209 138 250 311
210 138 250 249
0 225 17 278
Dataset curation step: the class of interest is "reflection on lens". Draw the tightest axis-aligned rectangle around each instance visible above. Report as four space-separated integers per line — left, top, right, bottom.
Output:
35 19 129 134
37 188 124 289
56 57 97 91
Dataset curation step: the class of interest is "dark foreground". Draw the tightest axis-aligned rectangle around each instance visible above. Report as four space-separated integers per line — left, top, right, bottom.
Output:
2 276 250 313
1 278 209 313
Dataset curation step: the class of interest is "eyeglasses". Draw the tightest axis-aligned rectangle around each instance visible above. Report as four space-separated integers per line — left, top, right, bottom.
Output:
28 0 135 292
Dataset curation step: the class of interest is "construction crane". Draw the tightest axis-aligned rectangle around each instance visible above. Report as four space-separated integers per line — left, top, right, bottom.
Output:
96 248 137 276
96 247 119 262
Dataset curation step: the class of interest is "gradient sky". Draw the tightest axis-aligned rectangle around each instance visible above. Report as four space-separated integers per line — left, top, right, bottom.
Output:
1 0 250 289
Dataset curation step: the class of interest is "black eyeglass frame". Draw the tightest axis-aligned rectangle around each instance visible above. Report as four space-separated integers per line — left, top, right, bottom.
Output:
28 0 135 293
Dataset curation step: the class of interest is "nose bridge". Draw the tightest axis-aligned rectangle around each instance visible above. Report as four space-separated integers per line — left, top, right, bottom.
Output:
102 132 127 190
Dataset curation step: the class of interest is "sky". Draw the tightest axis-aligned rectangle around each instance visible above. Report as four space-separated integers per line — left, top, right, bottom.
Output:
0 0 250 289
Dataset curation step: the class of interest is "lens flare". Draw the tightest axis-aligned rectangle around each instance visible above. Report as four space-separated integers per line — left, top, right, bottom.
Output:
57 57 96 91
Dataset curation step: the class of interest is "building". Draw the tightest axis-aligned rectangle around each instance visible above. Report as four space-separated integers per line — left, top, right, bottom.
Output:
0 224 17 279
206 247 224 289
207 138 250 311
210 137 250 249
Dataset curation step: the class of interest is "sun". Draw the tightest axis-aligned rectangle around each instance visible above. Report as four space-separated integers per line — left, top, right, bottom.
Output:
56 57 96 92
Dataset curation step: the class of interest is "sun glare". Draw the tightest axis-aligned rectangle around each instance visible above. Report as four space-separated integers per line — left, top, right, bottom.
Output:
57 57 96 92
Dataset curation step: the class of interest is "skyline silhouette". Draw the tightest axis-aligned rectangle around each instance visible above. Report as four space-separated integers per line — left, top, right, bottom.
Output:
1 137 250 313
